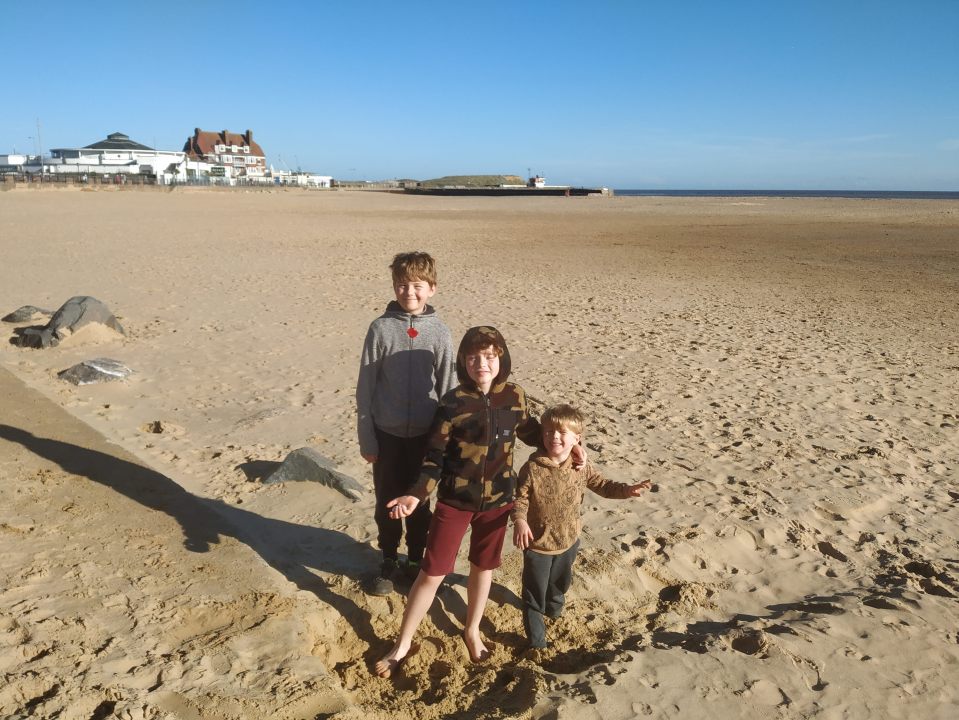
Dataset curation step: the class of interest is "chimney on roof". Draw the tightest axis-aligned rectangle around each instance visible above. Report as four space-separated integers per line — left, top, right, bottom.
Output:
245 129 252 143
195 128 200 135
222 130 229 142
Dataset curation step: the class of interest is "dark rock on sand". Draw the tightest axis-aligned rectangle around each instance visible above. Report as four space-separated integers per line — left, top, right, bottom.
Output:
264 447 364 501
12 296 125 349
2 305 53 323
58 358 133 385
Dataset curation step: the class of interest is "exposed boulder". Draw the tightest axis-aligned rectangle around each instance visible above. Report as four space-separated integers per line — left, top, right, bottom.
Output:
58 358 133 385
12 296 125 349
263 447 364 501
2 305 53 323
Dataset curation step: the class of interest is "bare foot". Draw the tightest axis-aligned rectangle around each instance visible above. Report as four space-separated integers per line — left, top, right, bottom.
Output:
461 630 490 663
373 656 400 679
373 642 418 678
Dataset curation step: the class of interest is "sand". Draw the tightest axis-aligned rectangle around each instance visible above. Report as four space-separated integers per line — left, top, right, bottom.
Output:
1 187 957 719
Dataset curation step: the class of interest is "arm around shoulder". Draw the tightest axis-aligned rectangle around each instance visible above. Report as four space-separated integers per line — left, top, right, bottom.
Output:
514 387 541 447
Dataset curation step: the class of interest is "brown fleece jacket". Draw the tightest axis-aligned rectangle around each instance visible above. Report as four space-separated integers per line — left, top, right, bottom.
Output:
512 451 636 554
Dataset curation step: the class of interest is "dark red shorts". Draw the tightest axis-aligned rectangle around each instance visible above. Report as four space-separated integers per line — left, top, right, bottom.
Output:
420 501 513 576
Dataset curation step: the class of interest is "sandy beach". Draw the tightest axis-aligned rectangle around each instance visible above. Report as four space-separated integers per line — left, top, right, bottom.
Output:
1 187 957 719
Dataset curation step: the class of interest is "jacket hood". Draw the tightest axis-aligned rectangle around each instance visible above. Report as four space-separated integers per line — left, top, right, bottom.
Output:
384 300 436 317
530 449 575 469
456 325 511 389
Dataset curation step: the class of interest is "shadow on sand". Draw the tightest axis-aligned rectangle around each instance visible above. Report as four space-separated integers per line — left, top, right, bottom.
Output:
0 423 381 647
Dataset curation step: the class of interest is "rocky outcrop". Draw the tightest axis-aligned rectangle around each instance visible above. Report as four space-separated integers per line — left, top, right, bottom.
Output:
264 447 364 501
12 296 124 349
58 358 133 385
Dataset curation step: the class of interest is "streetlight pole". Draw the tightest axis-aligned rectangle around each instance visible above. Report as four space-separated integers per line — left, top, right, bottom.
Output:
36 118 44 183
25 137 35 180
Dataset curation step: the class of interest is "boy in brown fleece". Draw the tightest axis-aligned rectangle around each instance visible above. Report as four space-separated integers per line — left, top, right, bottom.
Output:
512 404 650 649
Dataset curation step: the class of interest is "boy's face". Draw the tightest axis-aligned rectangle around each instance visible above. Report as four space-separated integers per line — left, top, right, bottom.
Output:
464 345 500 393
393 276 436 316
542 422 581 463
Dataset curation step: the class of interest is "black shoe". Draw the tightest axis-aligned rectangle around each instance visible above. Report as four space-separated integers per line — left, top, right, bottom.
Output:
368 558 398 596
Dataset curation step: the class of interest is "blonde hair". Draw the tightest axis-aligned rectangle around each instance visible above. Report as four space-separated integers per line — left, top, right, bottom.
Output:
541 404 585 435
390 251 437 286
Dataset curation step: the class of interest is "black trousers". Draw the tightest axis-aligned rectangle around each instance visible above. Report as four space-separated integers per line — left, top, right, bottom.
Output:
521 540 580 648
372 428 432 563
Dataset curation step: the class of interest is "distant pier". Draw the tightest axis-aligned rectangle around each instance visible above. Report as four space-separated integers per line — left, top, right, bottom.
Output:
403 186 608 197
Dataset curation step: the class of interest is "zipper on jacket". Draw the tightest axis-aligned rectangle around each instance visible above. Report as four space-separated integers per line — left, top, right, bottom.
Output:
480 393 492 511
405 315 415 436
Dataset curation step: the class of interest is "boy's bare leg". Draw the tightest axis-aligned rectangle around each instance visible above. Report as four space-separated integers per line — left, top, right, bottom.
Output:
374 571 444 676
463 563 493 662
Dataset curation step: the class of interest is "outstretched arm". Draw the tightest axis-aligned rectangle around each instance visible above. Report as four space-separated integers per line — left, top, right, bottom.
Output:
625 480 651 496
387 495 421 519
585 463 651 499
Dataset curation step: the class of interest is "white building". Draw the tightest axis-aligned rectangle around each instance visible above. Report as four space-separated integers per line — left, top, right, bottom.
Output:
0 154 31 173
32 132 186 182
7 127 333 187
269 169 333 188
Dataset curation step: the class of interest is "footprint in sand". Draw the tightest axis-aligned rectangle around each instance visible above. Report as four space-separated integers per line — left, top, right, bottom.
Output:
737 678 789 706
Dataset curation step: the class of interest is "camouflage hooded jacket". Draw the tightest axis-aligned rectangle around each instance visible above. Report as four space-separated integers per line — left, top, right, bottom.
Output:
410 326 540 511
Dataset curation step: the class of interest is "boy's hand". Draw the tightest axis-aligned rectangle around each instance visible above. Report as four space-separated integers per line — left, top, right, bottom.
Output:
513 520 533 549
387 495 420 519
571 443 588 470
627 480 652 496
362 454 378 464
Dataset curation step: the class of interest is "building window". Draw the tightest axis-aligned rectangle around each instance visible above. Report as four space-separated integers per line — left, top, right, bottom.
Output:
223 156 233 164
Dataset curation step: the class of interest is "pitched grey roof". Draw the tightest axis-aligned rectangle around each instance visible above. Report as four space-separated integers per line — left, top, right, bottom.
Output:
84 132 153 151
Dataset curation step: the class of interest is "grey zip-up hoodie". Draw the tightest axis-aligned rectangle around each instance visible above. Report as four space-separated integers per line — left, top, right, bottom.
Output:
356 301 456 457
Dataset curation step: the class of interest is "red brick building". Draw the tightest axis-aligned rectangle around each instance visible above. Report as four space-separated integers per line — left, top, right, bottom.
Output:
182 128 266 178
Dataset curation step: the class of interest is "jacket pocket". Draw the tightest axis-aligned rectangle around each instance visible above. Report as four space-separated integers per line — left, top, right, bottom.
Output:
493 407 520 444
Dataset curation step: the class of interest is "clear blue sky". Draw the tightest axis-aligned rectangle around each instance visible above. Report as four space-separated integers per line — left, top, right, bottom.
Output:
4 1 957 189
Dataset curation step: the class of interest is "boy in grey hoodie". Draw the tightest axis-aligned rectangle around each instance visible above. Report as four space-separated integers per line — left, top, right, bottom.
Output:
356 252 456 595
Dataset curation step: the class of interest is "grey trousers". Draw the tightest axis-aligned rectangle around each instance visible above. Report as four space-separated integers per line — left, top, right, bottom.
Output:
521 540 580 648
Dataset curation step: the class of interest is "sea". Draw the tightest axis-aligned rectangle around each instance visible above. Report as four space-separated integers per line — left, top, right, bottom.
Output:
613 189 959 200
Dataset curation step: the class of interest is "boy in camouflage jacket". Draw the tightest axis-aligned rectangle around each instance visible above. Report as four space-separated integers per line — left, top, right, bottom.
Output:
375 326 549 676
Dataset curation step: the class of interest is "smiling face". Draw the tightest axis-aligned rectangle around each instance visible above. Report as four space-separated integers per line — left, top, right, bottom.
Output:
464 345 501 394
542 422 581 463
393 277 436 315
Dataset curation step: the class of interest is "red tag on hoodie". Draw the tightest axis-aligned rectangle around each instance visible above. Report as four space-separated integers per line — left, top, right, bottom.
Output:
407 327 418 338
